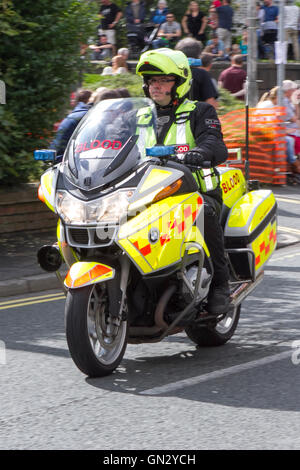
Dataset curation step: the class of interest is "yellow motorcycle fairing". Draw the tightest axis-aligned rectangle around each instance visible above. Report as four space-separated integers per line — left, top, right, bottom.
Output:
252 219 277 271
219 167 247 209
64 262 115 289
117 192 209 275
127 164 184 212
224 190 277 275
39 166 59 212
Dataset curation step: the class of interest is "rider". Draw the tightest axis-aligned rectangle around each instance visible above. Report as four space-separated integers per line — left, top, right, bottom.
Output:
136 48 230 315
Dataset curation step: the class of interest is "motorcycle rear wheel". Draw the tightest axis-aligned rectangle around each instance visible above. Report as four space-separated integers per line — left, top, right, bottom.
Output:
185 304 241 347
65 284 128 377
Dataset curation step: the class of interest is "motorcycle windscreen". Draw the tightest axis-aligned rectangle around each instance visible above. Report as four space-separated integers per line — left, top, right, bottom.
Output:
62 97 157 191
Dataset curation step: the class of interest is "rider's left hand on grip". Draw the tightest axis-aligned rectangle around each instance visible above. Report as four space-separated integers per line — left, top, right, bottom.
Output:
184 150 205 167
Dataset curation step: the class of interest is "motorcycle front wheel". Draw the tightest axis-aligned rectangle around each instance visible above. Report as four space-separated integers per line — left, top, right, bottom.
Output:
65 284 128 377
185 304 241 347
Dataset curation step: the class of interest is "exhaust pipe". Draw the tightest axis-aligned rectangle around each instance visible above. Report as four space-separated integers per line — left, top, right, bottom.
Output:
154 285 177 330
128 285 183 344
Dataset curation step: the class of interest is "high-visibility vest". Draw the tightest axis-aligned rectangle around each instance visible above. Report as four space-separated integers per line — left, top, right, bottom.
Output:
136 107 157 151
137 99 220 193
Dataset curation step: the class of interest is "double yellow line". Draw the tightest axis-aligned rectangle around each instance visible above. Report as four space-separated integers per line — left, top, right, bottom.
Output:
0 292 66 311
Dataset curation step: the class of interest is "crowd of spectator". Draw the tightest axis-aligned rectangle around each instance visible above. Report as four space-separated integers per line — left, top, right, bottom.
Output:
256 80 300 172
88 1 300 67
51 1 300 175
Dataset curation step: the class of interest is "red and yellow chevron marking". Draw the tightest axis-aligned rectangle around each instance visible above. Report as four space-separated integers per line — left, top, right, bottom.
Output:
253 221 277 269
126 195 203 272
65 262 115 288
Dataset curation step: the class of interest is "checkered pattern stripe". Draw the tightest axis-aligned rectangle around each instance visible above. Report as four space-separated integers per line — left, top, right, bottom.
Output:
254 222 277 268
131 196 202 259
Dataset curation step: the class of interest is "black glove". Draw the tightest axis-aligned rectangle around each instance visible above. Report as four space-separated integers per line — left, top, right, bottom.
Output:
184 150 205 167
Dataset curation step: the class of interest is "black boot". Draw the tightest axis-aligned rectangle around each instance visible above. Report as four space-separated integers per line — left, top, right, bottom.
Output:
206 282 231 315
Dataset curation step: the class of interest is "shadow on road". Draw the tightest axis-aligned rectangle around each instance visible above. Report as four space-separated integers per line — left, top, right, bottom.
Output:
1 270 300 413
86 273 300 412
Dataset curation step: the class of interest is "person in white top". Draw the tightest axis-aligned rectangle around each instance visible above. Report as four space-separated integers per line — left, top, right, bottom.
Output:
256 85 300 171
282 80 300 158
284 0 300 61
101 55 129 75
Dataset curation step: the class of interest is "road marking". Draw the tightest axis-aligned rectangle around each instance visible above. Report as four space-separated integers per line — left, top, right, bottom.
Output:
274 253 298 261
140 350 292 395
276 197 300 205
0 294 65 310
0 292 65 306
278 226 300 235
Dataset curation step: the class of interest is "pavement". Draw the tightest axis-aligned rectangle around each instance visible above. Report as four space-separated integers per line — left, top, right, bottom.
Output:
0 228 66 297
0 183 300 298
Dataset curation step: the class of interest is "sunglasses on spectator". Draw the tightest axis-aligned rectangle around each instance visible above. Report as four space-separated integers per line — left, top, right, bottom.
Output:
148 77 176 85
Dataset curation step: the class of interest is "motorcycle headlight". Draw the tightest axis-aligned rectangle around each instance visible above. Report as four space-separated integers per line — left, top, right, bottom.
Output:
56 190 133 225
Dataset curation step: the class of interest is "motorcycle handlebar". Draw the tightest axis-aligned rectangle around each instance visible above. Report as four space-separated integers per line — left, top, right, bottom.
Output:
186 160 212 170
154 154 212 170
146 148 211 170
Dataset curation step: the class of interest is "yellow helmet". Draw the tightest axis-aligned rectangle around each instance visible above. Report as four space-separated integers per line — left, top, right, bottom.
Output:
136 48 192 100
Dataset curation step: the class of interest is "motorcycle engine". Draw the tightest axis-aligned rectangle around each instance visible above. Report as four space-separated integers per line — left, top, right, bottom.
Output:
182 266 212 303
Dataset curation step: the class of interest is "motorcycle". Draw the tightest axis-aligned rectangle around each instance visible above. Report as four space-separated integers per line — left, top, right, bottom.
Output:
34 97 277 377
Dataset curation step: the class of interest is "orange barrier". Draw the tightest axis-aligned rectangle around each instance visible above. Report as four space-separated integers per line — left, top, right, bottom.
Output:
219 107 288 184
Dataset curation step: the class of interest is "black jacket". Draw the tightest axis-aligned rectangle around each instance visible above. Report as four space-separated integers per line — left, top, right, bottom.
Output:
190 67 219 102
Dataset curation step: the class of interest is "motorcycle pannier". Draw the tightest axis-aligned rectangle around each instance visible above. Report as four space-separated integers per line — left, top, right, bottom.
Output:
224 190 277 280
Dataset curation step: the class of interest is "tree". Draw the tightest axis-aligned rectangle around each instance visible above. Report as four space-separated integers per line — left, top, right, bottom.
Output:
0 0 98 185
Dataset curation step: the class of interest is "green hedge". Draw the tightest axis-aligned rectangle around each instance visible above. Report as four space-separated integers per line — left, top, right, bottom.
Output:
0 0 98 186
82 72 244 116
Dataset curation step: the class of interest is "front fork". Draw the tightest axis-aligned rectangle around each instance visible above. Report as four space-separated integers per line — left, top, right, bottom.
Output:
56 219 131 319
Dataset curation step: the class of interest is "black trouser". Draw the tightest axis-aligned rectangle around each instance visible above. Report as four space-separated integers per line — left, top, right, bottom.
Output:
263 29 277 45
203 193 230 286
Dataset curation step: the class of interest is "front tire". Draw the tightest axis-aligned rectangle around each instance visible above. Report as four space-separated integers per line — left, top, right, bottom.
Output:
185 304 241 347
65 284 128 377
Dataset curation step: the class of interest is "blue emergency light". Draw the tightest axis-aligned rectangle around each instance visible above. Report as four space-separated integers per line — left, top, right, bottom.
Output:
188 58 202 67
34 149 57 162
146 145 176 157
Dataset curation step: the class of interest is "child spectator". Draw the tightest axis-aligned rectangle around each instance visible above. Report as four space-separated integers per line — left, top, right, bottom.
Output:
230 43 242 55
239 29 248 57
